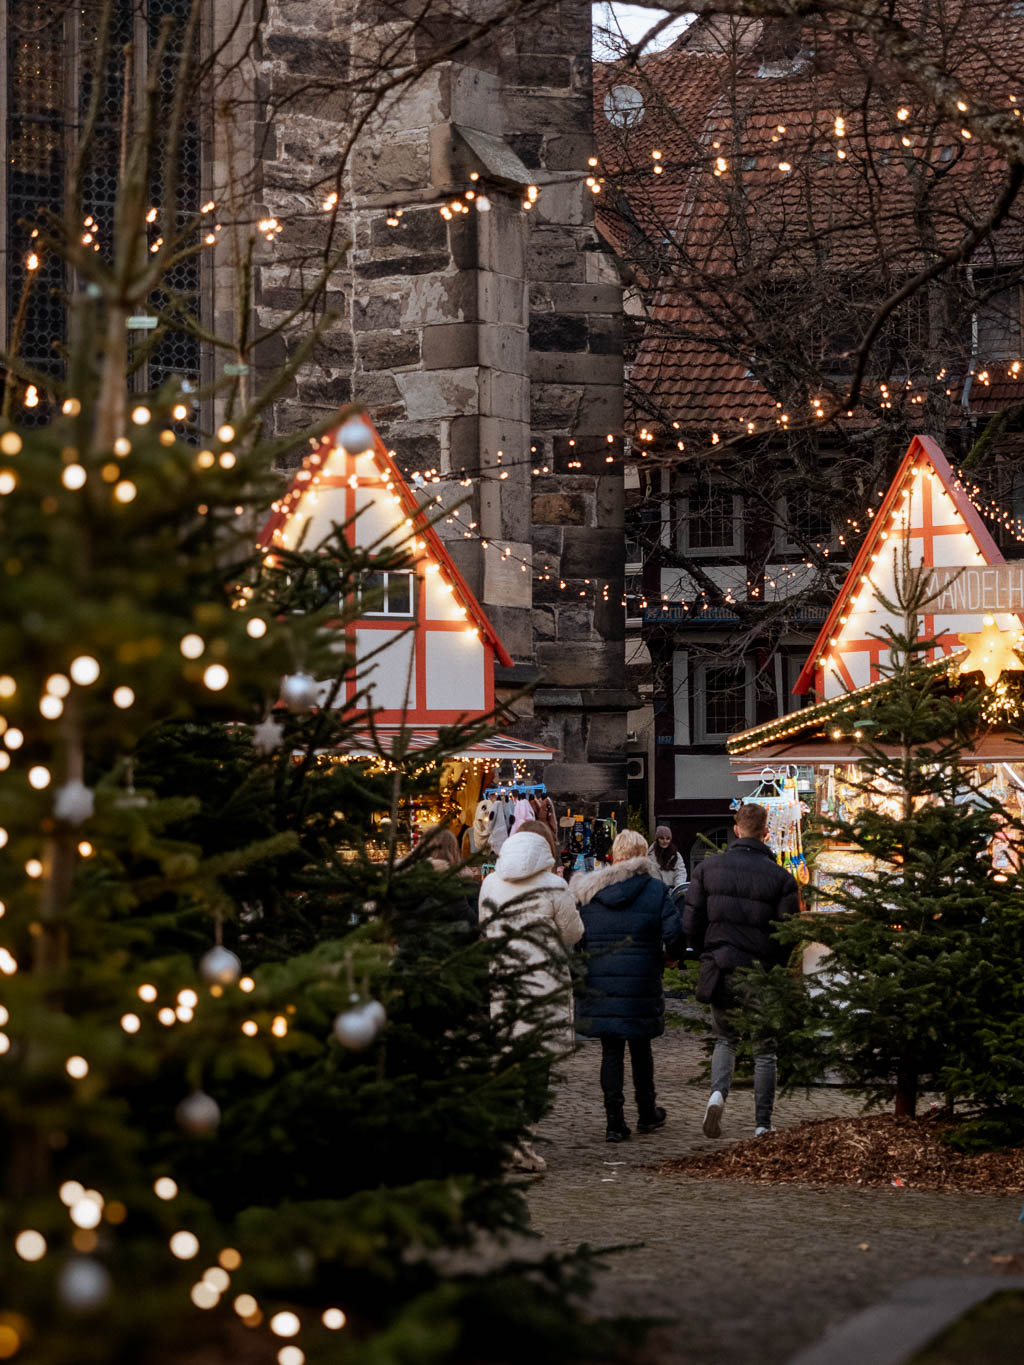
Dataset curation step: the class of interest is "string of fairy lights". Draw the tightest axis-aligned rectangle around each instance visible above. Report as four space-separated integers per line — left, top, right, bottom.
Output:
7 53 1024 1363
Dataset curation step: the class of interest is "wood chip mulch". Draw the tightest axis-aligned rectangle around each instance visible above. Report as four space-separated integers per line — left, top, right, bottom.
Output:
657 1115 1024 1193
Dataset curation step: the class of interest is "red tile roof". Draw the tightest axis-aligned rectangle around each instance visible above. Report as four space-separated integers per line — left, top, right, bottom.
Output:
595 4 1024 434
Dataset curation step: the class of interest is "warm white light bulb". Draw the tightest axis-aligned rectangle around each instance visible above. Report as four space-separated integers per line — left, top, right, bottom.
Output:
15 1230 46 1261
70 656 100 686
169 1230 200 1259
203 664 229 691
112 686 135 709
154 1177 178 1200
179 634 205 659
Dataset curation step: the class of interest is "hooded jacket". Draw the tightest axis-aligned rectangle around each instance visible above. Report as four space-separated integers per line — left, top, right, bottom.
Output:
682 838 799 977
573 856 685 1039
478 832 584 1041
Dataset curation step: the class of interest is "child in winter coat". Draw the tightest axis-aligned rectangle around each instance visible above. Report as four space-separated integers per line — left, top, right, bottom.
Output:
574 828 685 1142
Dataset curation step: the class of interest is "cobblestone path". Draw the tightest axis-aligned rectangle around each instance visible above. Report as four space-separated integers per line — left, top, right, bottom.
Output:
525 1009 1022 1364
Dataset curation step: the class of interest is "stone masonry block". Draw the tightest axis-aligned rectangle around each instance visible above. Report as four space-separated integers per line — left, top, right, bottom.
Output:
529 313 588 352
532 491 588 526
356 329 421 370
529 281 623 314
352 135 431 196
479 322 527 373
560 528 624 578
369 206 447 251
478 209 527 278
355 252 451 281
479 369 529 422
529 351 623 385
421 322 479 370
537 640 624 688
486 604 534 660
479 272 529 326
483 540 533 607
395 367 480 419
530 383 583 429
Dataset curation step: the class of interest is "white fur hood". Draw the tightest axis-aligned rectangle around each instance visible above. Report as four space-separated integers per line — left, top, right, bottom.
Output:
493 831 555 881
572 856 660 905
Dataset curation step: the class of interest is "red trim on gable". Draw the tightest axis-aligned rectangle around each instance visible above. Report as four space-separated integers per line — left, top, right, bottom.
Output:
793 435 1006 696
256 411 514 670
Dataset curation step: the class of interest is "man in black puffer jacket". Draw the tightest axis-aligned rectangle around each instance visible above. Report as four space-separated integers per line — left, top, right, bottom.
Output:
683 802 800 1139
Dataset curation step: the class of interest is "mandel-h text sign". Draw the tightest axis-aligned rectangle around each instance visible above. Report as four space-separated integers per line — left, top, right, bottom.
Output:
922 563 1024 613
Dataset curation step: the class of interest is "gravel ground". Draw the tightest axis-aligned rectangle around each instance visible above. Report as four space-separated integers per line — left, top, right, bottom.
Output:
524 1007 1024 1365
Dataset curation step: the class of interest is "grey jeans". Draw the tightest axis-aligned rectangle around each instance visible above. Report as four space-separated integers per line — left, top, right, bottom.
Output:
710 1005 777 1129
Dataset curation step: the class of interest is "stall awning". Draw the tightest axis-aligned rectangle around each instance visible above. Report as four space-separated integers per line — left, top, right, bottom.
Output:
337 728 557 762
729 732 1024 767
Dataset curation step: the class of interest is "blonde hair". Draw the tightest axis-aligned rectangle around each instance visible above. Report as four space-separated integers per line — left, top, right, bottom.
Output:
611 828 648 862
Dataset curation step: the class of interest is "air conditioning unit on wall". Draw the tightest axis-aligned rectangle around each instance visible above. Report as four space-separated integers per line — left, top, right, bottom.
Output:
626 756 645 781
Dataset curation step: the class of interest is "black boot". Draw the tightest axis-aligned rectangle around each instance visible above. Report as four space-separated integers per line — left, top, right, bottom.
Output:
637 1105 667 1133
605 1103 631 1143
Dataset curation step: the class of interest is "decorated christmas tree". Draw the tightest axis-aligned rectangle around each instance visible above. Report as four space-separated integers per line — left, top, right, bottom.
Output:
0 7 616 1361
752 567 1024 1142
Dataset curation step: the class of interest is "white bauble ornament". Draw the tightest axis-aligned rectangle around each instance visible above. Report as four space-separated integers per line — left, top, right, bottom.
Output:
58 1257 111 1312
199 946 241 986
360 999 386 1032
54 779 95 826
336 417 374 456
332 1002 383 1051
175 1090 221 1136
279 672 319 714
252 714 285 754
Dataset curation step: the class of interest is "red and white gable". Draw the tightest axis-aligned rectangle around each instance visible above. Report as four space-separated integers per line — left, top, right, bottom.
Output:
259 414 512 725
794 435 1014 700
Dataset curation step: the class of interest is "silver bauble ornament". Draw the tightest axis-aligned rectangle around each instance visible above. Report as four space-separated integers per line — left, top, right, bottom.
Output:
199 946 241 986
279 671 319 713
54 779 95 826
332 1003 382 1051
58 1257 111 1312
360 999 386 1032
175 1089 221 1136
336 417 374 456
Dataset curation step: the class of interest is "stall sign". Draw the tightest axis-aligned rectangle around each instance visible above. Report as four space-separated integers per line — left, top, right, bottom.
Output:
923 563 1024 614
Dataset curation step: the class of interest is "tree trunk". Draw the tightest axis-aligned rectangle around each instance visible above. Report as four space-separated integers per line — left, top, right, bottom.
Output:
895 1067 918 1118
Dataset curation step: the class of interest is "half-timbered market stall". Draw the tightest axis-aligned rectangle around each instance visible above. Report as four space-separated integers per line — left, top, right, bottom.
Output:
258 412 559 861
726 435 1024 943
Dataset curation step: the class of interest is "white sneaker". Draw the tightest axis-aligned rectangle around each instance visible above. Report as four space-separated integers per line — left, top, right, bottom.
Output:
754 1125 775 1138
702 1090 725 1138
508 1140 547 1173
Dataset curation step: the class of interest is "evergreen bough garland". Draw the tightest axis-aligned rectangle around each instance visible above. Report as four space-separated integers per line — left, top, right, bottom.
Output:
747 569 1024 1147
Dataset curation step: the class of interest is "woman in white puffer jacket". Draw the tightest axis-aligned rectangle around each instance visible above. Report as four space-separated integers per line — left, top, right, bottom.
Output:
478 830 583 1172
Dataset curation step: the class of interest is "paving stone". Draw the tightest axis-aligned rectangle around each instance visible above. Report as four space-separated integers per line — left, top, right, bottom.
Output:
523 1006 1020 1365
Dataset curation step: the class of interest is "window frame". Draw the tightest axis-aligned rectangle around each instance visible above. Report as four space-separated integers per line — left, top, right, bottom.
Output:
679 485 744 558
693 657 755 744
359 568 417 619
774 490 835 555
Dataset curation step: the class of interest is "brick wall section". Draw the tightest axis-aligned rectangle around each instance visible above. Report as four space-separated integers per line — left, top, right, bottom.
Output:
255 0 629 809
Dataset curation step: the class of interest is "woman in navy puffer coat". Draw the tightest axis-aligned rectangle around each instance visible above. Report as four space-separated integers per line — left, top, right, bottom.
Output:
574 829 685 1142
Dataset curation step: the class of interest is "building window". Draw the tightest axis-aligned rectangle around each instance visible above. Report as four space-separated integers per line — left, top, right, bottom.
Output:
693 659 754 743
681 485 742 557
4 0 201 421
361 570 415 617
777 489 833 553
779 652 813 713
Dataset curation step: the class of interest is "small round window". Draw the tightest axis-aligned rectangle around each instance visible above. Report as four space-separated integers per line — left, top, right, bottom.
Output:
603 84 646 128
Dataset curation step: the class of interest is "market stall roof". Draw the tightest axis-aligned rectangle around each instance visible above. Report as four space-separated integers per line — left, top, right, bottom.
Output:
730 732 1024 766
336 729 557 763
792 434 1010 699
